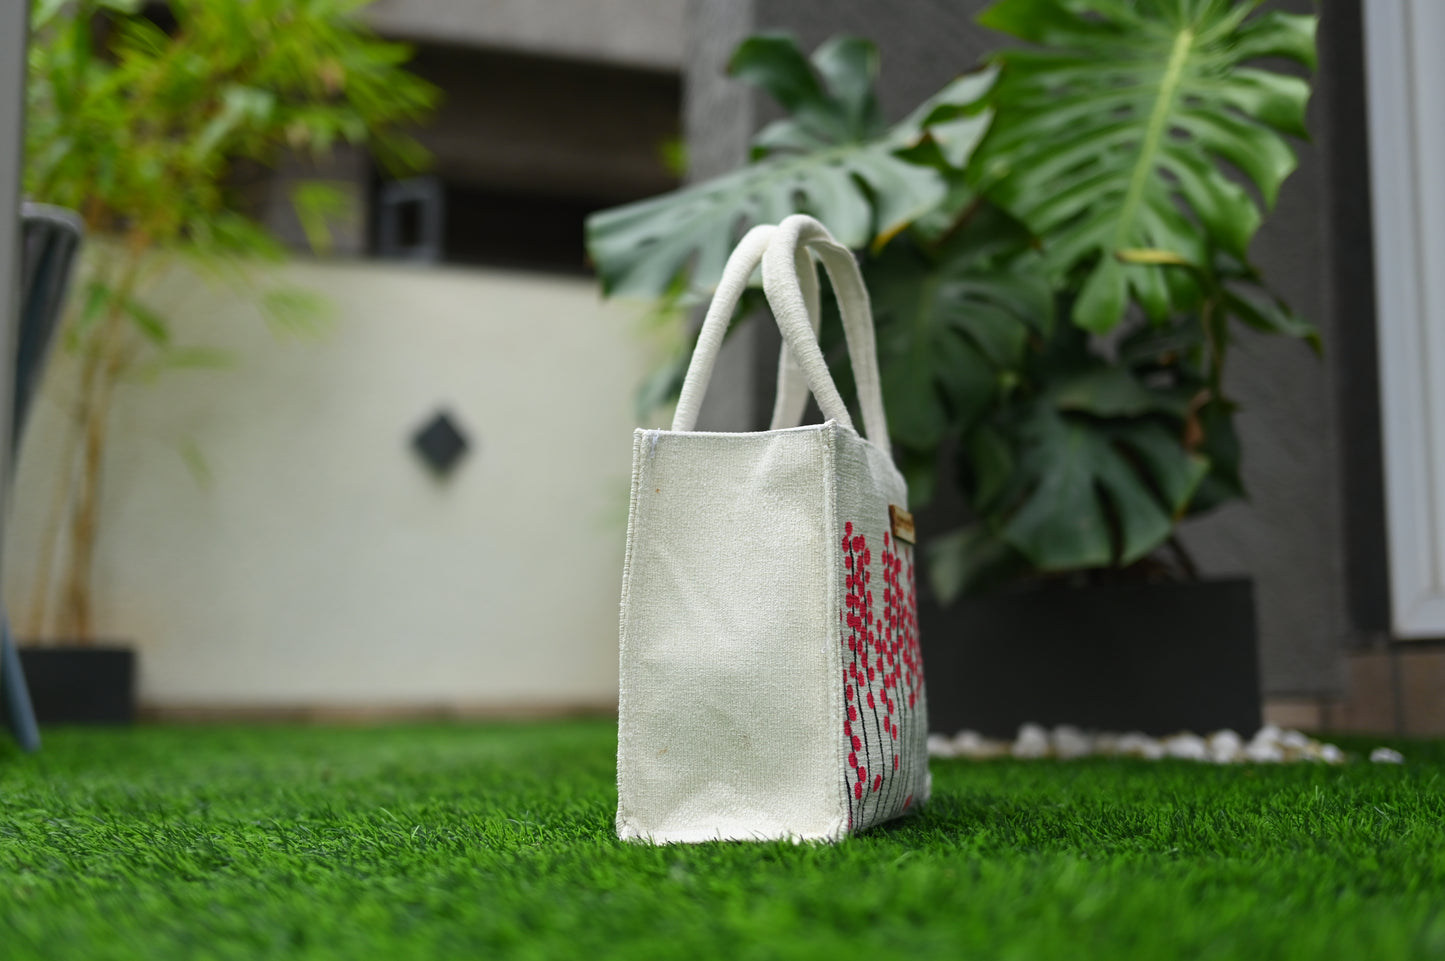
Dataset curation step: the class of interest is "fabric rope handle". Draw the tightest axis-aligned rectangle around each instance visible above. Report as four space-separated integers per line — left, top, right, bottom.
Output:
767 264 821 430
671 224 822 432
761 215 892 454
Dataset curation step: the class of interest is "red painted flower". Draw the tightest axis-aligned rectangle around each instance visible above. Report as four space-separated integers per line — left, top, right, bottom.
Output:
840 513 926 828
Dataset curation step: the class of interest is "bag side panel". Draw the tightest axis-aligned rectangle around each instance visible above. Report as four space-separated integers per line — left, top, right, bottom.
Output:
617 426 841 842
831 428 932 833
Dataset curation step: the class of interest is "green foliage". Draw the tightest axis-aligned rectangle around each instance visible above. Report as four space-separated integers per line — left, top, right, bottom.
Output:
2 723 1444 961
973 0 1316 333
26 0 435 223
863 207 1051 452
25 0 437 348
931 321 1211 603
23 0 436 639
585 3 1319 598
586 36 993 298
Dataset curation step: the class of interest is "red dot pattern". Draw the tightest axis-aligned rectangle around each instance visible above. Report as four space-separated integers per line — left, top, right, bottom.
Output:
840 517 925 831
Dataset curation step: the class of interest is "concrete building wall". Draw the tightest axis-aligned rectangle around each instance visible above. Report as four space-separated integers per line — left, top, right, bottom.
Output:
687 0 1365 695
365 0 685 72
1167 0 1356 696
1 3 27 547
4 260 663 712
403 45 681 201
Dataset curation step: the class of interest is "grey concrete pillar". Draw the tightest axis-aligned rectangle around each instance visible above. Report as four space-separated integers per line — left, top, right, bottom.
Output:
683 0 761 431
1 0 28 520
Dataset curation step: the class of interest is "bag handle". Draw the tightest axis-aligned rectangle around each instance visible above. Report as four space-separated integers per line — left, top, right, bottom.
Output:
761 215 891 453
672 223 822 431
766 262 820 432
672 216 891 455
764 228 884 436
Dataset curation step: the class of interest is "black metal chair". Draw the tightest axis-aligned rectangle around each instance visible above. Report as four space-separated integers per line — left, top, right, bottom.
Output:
1 203 83 752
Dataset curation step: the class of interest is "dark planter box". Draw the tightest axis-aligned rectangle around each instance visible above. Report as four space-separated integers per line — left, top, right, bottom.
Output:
919 578 1261 739
17 646 136 724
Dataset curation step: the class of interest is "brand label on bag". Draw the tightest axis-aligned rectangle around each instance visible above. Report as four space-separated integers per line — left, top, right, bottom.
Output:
889 505 915 545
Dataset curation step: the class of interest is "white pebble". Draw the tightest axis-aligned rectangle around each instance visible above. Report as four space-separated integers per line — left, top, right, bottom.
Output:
1208 730 1243 764
1279 729 1312 751
951 730 984 751
1012 724 1051 759
951 730 1008 760
935 720 1381 767
1018 723 1048 742
1244 740 1284 763
1116 732 1164 760
1253 724 1284 747
1052 725 1094 760
1370 747 1405 765
1164 733 1209 761
1094 733 1122 756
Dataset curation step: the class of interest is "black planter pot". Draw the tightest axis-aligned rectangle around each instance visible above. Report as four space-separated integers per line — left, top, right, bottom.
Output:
17 645 136 724
919 578 1261 738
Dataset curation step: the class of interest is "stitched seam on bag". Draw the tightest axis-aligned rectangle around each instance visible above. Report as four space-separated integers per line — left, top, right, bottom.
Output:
822 423 848 840
887 442 929 812
830 432 928 833
615 429 649 833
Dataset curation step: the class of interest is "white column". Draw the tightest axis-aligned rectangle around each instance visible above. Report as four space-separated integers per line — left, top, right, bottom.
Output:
1364 0 1445 636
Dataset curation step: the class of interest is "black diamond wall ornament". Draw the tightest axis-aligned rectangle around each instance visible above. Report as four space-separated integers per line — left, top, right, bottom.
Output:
411 410 470 476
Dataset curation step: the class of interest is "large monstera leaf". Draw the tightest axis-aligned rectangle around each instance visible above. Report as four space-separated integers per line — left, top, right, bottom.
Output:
932 407 1208 602
930 323 1209 602
993 404 1207 571
865 208 1053 451
586 35 995 298
972 0 1316 332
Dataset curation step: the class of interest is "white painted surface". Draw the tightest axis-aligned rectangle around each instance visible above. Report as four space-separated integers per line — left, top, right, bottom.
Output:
1364 0 1445 638
3 260 664 709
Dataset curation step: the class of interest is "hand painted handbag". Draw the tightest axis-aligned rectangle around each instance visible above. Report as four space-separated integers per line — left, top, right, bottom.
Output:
616 214 929 843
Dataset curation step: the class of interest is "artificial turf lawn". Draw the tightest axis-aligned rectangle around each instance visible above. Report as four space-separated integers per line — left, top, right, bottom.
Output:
1 722 1443 960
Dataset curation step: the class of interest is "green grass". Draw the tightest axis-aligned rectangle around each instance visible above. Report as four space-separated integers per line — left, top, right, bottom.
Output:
2 722 1444 960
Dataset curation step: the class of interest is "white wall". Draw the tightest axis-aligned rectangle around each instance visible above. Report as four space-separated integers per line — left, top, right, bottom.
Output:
4 260 666 713
1365 0 1445 638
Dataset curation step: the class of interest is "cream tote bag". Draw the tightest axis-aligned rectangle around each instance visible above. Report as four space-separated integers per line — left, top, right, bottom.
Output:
616 215 930 843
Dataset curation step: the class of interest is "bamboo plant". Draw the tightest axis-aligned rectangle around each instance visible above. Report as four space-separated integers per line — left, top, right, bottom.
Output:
21 0 437 641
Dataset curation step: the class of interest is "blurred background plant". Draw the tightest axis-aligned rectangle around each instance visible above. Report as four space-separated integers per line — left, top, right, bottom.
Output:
586 0 1319 604
22 0 436 642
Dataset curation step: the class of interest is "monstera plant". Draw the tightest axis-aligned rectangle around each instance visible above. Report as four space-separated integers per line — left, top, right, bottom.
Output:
587 0 1318 604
